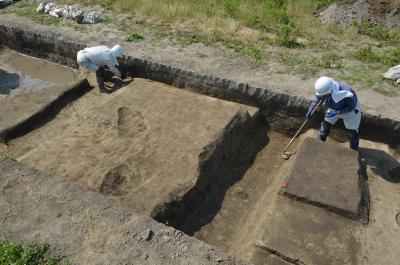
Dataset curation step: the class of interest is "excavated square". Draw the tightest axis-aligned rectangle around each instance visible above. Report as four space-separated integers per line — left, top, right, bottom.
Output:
283 137 363 219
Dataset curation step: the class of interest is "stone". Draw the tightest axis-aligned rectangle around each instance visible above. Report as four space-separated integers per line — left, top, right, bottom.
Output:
141 228 153 241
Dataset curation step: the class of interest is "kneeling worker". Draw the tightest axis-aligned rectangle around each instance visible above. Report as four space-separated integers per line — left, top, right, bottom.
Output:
77 44 124 92
306 76 361 150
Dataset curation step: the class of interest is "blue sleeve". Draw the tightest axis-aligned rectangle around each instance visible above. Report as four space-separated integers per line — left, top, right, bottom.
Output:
306 96 325 118
338 96 357 114
308 99 319 111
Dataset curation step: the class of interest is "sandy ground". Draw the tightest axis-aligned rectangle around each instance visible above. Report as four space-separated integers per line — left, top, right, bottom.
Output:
0 14 399 121
0 159 248 265
5 77 257 217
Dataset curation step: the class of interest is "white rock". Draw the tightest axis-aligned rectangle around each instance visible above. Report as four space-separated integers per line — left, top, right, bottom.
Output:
384 65 400 80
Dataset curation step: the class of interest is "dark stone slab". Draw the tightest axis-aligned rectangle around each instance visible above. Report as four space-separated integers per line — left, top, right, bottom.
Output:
282 137 367 220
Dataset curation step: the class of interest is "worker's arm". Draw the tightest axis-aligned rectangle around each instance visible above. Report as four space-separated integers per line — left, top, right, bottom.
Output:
305 95 327 119
104 56 121 78
337 96 357 115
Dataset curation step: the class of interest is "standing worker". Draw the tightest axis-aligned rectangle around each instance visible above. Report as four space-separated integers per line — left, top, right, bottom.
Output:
77 45 124 93
305 76 361 150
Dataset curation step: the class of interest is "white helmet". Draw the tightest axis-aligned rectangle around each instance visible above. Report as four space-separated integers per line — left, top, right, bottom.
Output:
315 76 335 96
111 45 124 58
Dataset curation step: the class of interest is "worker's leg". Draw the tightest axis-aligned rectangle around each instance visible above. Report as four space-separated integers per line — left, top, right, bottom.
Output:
319 121 333 141
95 67 106 91
342 103 361 150
77 51 107 92
347 129 359 150
320 109 338 142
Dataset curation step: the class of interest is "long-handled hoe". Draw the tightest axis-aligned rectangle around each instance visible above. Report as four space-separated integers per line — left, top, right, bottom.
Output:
282 100 322 160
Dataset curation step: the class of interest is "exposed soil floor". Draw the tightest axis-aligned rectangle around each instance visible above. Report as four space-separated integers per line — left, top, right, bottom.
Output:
0 49 79 140
4 76 259 217
247 131 400 265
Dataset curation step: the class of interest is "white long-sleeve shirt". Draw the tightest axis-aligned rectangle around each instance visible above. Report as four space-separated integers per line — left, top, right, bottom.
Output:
82 46 121 77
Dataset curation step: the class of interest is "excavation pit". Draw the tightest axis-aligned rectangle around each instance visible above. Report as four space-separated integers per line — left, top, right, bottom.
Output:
1 33 400 265
9 77 266 219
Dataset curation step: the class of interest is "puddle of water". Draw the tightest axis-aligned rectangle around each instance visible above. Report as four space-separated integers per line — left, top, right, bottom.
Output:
0 51 76 95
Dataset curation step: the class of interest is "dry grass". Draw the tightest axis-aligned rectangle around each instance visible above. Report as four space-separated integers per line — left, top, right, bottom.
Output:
59 0 342 46
6 0 399 93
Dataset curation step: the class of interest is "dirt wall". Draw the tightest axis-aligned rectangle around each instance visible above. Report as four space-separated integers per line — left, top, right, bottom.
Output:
152 110 267 234
1 24 399 148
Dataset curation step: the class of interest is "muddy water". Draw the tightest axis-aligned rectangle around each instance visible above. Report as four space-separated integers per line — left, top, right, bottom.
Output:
0 50 76 94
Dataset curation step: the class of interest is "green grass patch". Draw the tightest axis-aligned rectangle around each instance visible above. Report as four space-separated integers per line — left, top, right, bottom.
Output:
0 241 68 265
0 153 11 162
240 46 264 63
353 22 400 44
126 33 144 42
175 31 203 45
278 51 342 77
355 45 400 66
276 23 301 48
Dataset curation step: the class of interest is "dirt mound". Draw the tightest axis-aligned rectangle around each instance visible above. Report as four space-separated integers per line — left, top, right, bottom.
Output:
370 0 400 16
320 0 400 28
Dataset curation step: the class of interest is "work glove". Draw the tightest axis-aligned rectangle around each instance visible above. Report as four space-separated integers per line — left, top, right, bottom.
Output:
326 110 338 119
305 100 318 119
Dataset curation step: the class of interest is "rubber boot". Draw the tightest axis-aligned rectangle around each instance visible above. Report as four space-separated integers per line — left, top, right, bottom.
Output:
348 129 359 151
96 67 107 93
319 121 332 142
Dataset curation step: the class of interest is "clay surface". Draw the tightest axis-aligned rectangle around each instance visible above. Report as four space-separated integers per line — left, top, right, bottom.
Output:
256 196 361 265
0 49 79 141
282 137 365 220
6 78 258 217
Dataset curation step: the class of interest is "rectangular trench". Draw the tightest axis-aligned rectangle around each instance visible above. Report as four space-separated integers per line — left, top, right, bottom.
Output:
1 27 400 265
0 46 295 264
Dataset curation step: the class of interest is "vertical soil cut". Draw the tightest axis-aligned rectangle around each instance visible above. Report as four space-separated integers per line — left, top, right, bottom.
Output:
152 111 269 235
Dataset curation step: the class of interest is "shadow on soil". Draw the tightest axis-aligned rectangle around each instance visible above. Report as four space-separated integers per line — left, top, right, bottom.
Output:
103 68 134 94
153 113 269 236
104 78 134 94
359 147 400 183
4 80 91 142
